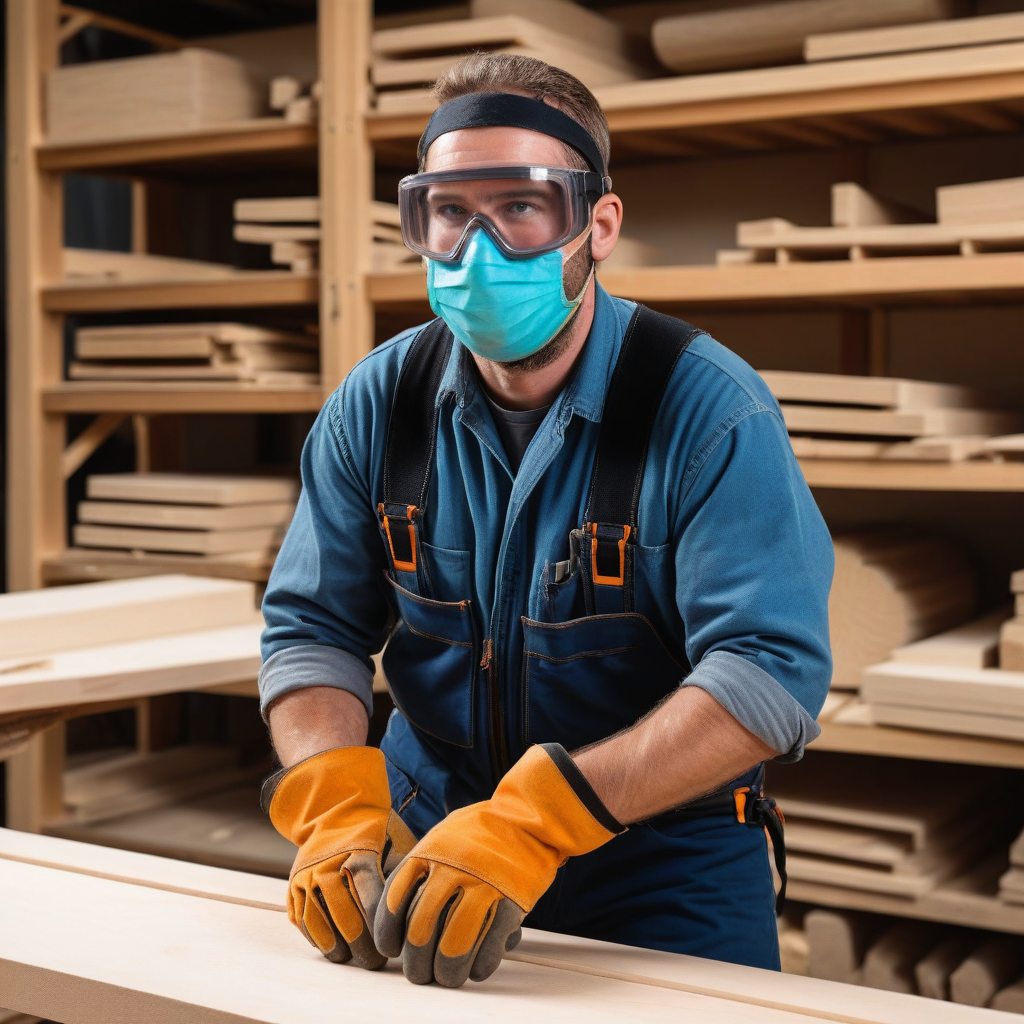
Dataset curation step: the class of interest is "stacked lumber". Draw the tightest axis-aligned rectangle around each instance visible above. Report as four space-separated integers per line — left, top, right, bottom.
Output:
69 322 318 386
1002 570 1024 671
651 0 952 75
372 0 651 116
723 178 1024 266
63 247 238 283
46 49 260 145
71 473 297 562
760 368 1021 461
268 76 321 125
998 829 1024 907
828 527 977 690
233 196 418 275
767 752 1015 897
986 436 1024 461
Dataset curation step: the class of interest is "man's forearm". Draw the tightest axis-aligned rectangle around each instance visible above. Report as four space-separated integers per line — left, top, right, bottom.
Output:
268 686 369 767
572 685 775 824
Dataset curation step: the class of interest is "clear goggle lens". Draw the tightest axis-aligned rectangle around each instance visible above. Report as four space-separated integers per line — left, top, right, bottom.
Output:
398 166 608 262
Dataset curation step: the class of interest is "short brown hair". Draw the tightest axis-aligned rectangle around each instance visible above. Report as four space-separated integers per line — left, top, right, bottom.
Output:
428 53 610 172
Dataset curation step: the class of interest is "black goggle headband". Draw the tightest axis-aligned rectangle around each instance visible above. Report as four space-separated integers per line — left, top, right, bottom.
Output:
398 165 609 262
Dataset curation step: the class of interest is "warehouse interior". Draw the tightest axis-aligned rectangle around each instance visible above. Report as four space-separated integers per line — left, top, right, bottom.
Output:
4 0 1024 1020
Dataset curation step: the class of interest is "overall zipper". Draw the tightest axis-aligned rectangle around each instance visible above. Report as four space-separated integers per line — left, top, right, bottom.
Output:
480 638 510 780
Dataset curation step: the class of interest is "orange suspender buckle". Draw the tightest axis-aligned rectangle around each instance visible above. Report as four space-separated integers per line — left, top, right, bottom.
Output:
379 503 419 573
588 522 631 587
733 786 750 824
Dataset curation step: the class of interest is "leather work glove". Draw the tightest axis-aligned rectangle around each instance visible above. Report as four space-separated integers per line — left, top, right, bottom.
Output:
375 743 624 987
264 745 416 969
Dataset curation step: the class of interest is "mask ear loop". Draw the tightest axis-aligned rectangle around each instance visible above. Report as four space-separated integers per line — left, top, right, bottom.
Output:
561 220 596 305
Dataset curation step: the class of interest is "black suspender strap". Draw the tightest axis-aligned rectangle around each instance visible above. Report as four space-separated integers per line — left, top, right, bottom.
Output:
582 305 699 607
379 318 455 573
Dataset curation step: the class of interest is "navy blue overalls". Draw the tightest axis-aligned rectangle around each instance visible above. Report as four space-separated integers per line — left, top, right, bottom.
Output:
375 306 785 970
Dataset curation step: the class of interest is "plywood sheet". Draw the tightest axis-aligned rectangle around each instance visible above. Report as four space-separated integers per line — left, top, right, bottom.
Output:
0 575 255 662
86 473 298 506
234 196 320 223
789 435 989 462
781 404 1021 439
759 370 982 410
891 607 1010 669
870 703 1024 742
0 621 263 716
74 523 282 555
937 176 1024 227
863 661 1024 718
78 500 294 531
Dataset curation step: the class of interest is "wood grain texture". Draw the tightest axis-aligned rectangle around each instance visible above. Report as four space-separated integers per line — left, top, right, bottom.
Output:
806 11 1024 62
0 575 255 661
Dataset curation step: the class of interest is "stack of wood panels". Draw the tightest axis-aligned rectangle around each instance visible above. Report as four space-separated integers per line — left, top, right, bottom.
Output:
999 570 1024 672
760 368 1020 462
768 753 1016 898
70 474 297 568
268 75 321 124
829 527 977 690
372 1 650 116
999 829 1024 907
234 196 418 275
45 48 261 145
70 322 319 386
723 178 1024 266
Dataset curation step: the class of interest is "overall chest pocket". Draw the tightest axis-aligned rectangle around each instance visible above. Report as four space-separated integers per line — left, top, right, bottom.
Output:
382 574 477 749
521 613 686 752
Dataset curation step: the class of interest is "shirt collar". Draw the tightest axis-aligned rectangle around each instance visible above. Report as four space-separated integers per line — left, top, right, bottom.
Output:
435 281 629 425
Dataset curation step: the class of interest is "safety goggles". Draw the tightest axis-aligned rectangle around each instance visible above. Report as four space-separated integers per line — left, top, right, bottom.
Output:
398 166 611 262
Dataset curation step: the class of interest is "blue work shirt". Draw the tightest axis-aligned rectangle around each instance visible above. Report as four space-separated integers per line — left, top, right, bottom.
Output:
260 284 833 818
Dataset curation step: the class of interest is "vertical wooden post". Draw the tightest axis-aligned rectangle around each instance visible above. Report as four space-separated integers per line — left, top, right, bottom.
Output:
5 721 66 832
6 0 64 593
318 0 374 393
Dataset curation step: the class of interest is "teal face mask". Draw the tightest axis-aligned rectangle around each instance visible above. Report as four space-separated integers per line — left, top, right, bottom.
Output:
427 228 591 363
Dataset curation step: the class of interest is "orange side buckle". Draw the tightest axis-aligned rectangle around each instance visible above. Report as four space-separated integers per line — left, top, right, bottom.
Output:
379 503 418 573
733 786 750 824
589 523 630 587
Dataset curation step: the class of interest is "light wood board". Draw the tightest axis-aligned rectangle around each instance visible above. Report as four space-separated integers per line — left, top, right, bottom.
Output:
86 473 298 506
890 607 1011 669
759 370 982 410
77 500 294 531
781 404 1021 439
234 223 321 244
863 661 1024 718
938 177 1024 227
788 435 990 463
870 703 1024 742
1001 620 1024 672
0 575 255 662
74 523 282 555
234 196 320 223
68 363 318 384
806 11 1024 62
0 621 263 716
76 322 317 351
64 247 237 282
986 434 1024 456
43 548 277 586
830 182 925 229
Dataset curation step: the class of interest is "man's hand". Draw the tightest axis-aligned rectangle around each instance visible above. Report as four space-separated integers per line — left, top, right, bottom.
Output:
265 746 416 969
374 743 622 987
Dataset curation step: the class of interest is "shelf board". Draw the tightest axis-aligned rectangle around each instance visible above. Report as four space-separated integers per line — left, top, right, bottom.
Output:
368 43 1024 163
787 853 1024 936
369 254 1024 310
811 718 1024 769
800 459 1024 493
46 783 294 878
41 382 323 414
41 549 279 585
42 270 318 313
36 118 318 177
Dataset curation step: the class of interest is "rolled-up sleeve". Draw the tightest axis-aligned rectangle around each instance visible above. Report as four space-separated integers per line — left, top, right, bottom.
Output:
259 380 392 719
675 405 833 761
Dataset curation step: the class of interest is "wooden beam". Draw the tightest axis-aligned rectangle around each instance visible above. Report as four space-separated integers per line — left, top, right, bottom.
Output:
61 413 125 479
319 0 374 392
59 4 183 51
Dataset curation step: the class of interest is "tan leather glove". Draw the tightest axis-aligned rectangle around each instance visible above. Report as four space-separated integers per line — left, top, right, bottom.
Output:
375 743 624 986
264 746 416 969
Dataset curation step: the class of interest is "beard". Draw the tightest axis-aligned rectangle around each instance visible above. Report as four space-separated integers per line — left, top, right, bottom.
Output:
500 235 594 374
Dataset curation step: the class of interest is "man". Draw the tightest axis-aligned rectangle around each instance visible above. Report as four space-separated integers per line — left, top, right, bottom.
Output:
260 53 833 989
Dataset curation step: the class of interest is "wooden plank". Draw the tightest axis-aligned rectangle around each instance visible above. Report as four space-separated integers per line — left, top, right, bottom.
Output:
0 826 287 911
233 196 319 222
759 370 982 410
76 322 317 356
938 176 1024 226
0 622 262 716
234 223 321 244
41 549 276 586
863 662 1024 718
798 458 1024 493
1001 620 1024 672
0 576 255 662
950 939 1024 1006
67 363 318 384
807 12 1024 64
86 473 297 506
73 523 282 556
77 500 294 531
862 922 937 993
987 434 1024 456
890 607 1011 669
871 704 1024 742
831 183 925 228
805 908 882 984
45 49 260 145
781 404 1021 438
915 937 974 1000
64 247 237 282
789 436 990 462
42 383 323 415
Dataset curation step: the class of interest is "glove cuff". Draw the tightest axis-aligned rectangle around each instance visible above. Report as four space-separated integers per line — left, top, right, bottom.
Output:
538 742 625 836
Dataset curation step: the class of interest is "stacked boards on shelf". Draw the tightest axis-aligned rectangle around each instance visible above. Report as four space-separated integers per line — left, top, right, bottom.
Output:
372 0 654 116
828 526 977 690
268 75 321 125
234 196 417 275
758 368 1023 462
70 474 297 571
767 752 1017 899
999 570 1024 671
70 323 319 386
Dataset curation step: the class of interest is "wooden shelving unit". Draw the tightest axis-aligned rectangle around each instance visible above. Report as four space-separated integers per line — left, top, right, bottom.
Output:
6 0 1024 938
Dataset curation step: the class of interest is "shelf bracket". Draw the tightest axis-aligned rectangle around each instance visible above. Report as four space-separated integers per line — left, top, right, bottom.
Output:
61 413 125 479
